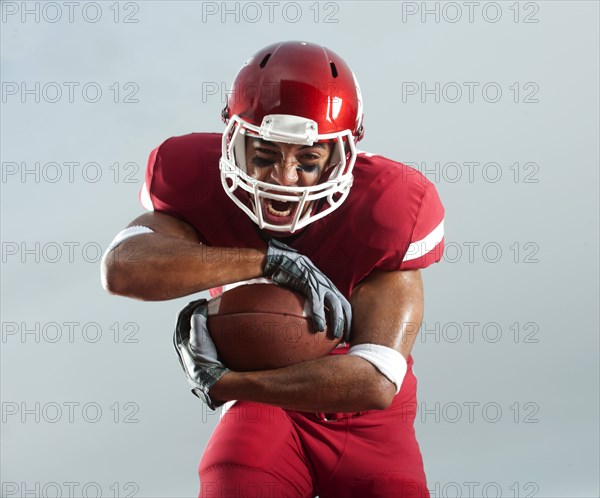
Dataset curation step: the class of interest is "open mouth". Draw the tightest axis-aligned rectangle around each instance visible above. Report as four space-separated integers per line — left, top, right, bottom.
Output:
266 199 292 217
261 197 301 224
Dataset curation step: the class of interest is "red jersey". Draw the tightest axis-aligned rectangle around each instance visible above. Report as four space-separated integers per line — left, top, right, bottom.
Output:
140 133 444 297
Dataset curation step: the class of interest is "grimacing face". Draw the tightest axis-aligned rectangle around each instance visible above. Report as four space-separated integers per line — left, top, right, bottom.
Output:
244 136 333 225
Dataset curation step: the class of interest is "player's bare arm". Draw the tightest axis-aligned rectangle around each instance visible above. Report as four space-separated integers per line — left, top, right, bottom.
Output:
209 269 423 413
101 211 265 301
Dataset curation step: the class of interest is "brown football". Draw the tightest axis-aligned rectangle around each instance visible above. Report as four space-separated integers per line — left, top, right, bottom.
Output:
207 283 341 371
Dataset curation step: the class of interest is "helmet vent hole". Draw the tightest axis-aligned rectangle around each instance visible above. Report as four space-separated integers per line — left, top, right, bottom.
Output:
259 54 272 68
330 62 338 78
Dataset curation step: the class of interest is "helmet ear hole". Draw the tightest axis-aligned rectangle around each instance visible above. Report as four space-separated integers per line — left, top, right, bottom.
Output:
221 106 230 123
355 124 364 142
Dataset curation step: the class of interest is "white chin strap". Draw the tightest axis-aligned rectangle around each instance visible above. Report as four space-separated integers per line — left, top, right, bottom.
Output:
219 114 357 233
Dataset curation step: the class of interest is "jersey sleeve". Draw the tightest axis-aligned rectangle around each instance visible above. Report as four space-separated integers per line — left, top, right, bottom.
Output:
399 182 445 270
138 143 161 211
137 133 223 216
134 133 260 250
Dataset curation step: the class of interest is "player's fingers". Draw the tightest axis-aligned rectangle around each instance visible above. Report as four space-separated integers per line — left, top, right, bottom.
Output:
308 292 326 332
325 292 345 339
188 301 220 363
341 297 352 341
175 298 208 342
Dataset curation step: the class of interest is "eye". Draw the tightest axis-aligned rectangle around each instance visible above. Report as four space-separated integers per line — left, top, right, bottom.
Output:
296 152 322 174
301 152 320 160
298 164 320 174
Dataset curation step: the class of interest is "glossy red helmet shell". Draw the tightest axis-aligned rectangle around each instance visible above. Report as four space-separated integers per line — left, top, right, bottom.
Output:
223 41 364 140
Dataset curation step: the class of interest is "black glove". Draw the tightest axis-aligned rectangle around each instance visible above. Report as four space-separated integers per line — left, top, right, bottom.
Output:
173 298 229 410
263 239 352 341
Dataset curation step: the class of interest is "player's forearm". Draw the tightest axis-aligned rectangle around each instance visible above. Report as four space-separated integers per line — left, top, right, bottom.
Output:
102 234 265 300
210 354 395 413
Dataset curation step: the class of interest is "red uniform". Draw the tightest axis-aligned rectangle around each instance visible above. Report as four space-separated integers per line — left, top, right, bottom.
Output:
141 133 445 498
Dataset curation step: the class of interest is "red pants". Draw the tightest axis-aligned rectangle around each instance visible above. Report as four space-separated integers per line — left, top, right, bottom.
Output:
199 357 429 498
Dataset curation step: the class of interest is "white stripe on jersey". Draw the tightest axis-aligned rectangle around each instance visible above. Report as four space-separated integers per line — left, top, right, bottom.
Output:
356 150 376 157
402 219 444 262
140 182 154 211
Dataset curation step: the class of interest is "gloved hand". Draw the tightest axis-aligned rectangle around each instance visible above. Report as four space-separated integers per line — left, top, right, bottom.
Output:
173 298 229 410
263 239 352 341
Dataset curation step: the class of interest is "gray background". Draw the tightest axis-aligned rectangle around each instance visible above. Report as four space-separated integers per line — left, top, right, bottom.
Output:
1 1 598 497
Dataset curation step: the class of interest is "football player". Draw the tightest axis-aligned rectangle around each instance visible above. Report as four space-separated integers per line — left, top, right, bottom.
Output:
102 41 444 498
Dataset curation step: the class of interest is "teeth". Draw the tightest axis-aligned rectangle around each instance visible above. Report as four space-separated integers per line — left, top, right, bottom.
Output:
267 201 291 217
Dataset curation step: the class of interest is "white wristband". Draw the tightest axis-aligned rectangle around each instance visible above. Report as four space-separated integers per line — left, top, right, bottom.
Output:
105 225 154 254
349 343 407 394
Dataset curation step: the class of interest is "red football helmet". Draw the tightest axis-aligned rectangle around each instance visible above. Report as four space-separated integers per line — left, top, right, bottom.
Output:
219 41 364 233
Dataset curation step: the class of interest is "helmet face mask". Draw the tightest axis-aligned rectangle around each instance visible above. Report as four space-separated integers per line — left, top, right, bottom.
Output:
220 115 356 233
219 41 364 234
